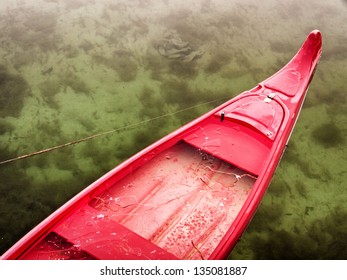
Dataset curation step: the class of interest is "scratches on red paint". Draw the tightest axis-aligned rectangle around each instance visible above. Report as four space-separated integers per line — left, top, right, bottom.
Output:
85 142 256 259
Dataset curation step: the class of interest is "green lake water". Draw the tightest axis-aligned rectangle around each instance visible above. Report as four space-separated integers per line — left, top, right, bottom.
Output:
0 0 346 259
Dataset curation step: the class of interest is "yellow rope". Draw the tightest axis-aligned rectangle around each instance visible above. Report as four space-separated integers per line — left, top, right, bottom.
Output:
0 96 229 165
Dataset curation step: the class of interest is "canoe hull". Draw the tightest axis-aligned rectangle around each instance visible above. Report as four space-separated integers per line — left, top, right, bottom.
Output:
1 31 322 260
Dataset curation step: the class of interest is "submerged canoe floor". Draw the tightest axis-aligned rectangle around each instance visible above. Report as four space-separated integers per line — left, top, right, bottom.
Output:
23 141 256 260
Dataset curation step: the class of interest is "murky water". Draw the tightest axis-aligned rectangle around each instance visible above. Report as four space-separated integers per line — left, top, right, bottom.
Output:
0 0 346 259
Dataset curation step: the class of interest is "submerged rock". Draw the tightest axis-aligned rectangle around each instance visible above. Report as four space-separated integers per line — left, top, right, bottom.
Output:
154 32 203 62
0 65 31 118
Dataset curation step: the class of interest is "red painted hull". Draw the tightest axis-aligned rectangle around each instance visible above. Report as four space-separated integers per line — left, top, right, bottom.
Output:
1 30 322 260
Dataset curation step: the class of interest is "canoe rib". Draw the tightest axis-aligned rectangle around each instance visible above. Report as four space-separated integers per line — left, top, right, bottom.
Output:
0 31 322 260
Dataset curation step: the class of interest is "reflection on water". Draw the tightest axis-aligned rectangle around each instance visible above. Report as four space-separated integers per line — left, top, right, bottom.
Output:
0 0 346 259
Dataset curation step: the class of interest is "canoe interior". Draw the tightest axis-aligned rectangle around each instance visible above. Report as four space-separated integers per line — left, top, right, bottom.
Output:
21 141 256 260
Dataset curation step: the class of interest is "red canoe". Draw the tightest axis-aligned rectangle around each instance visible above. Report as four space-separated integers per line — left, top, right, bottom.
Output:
1 30 322 260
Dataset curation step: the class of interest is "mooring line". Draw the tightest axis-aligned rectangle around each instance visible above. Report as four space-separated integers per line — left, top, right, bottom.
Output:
0 96 229 165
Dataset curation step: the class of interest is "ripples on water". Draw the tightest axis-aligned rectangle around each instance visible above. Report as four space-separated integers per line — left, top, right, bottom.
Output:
0 0 346 258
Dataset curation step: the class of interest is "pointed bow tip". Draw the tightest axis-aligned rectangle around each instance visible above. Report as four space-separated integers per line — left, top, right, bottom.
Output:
301 30 322 58
308 29 322 46
310 29 321 35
